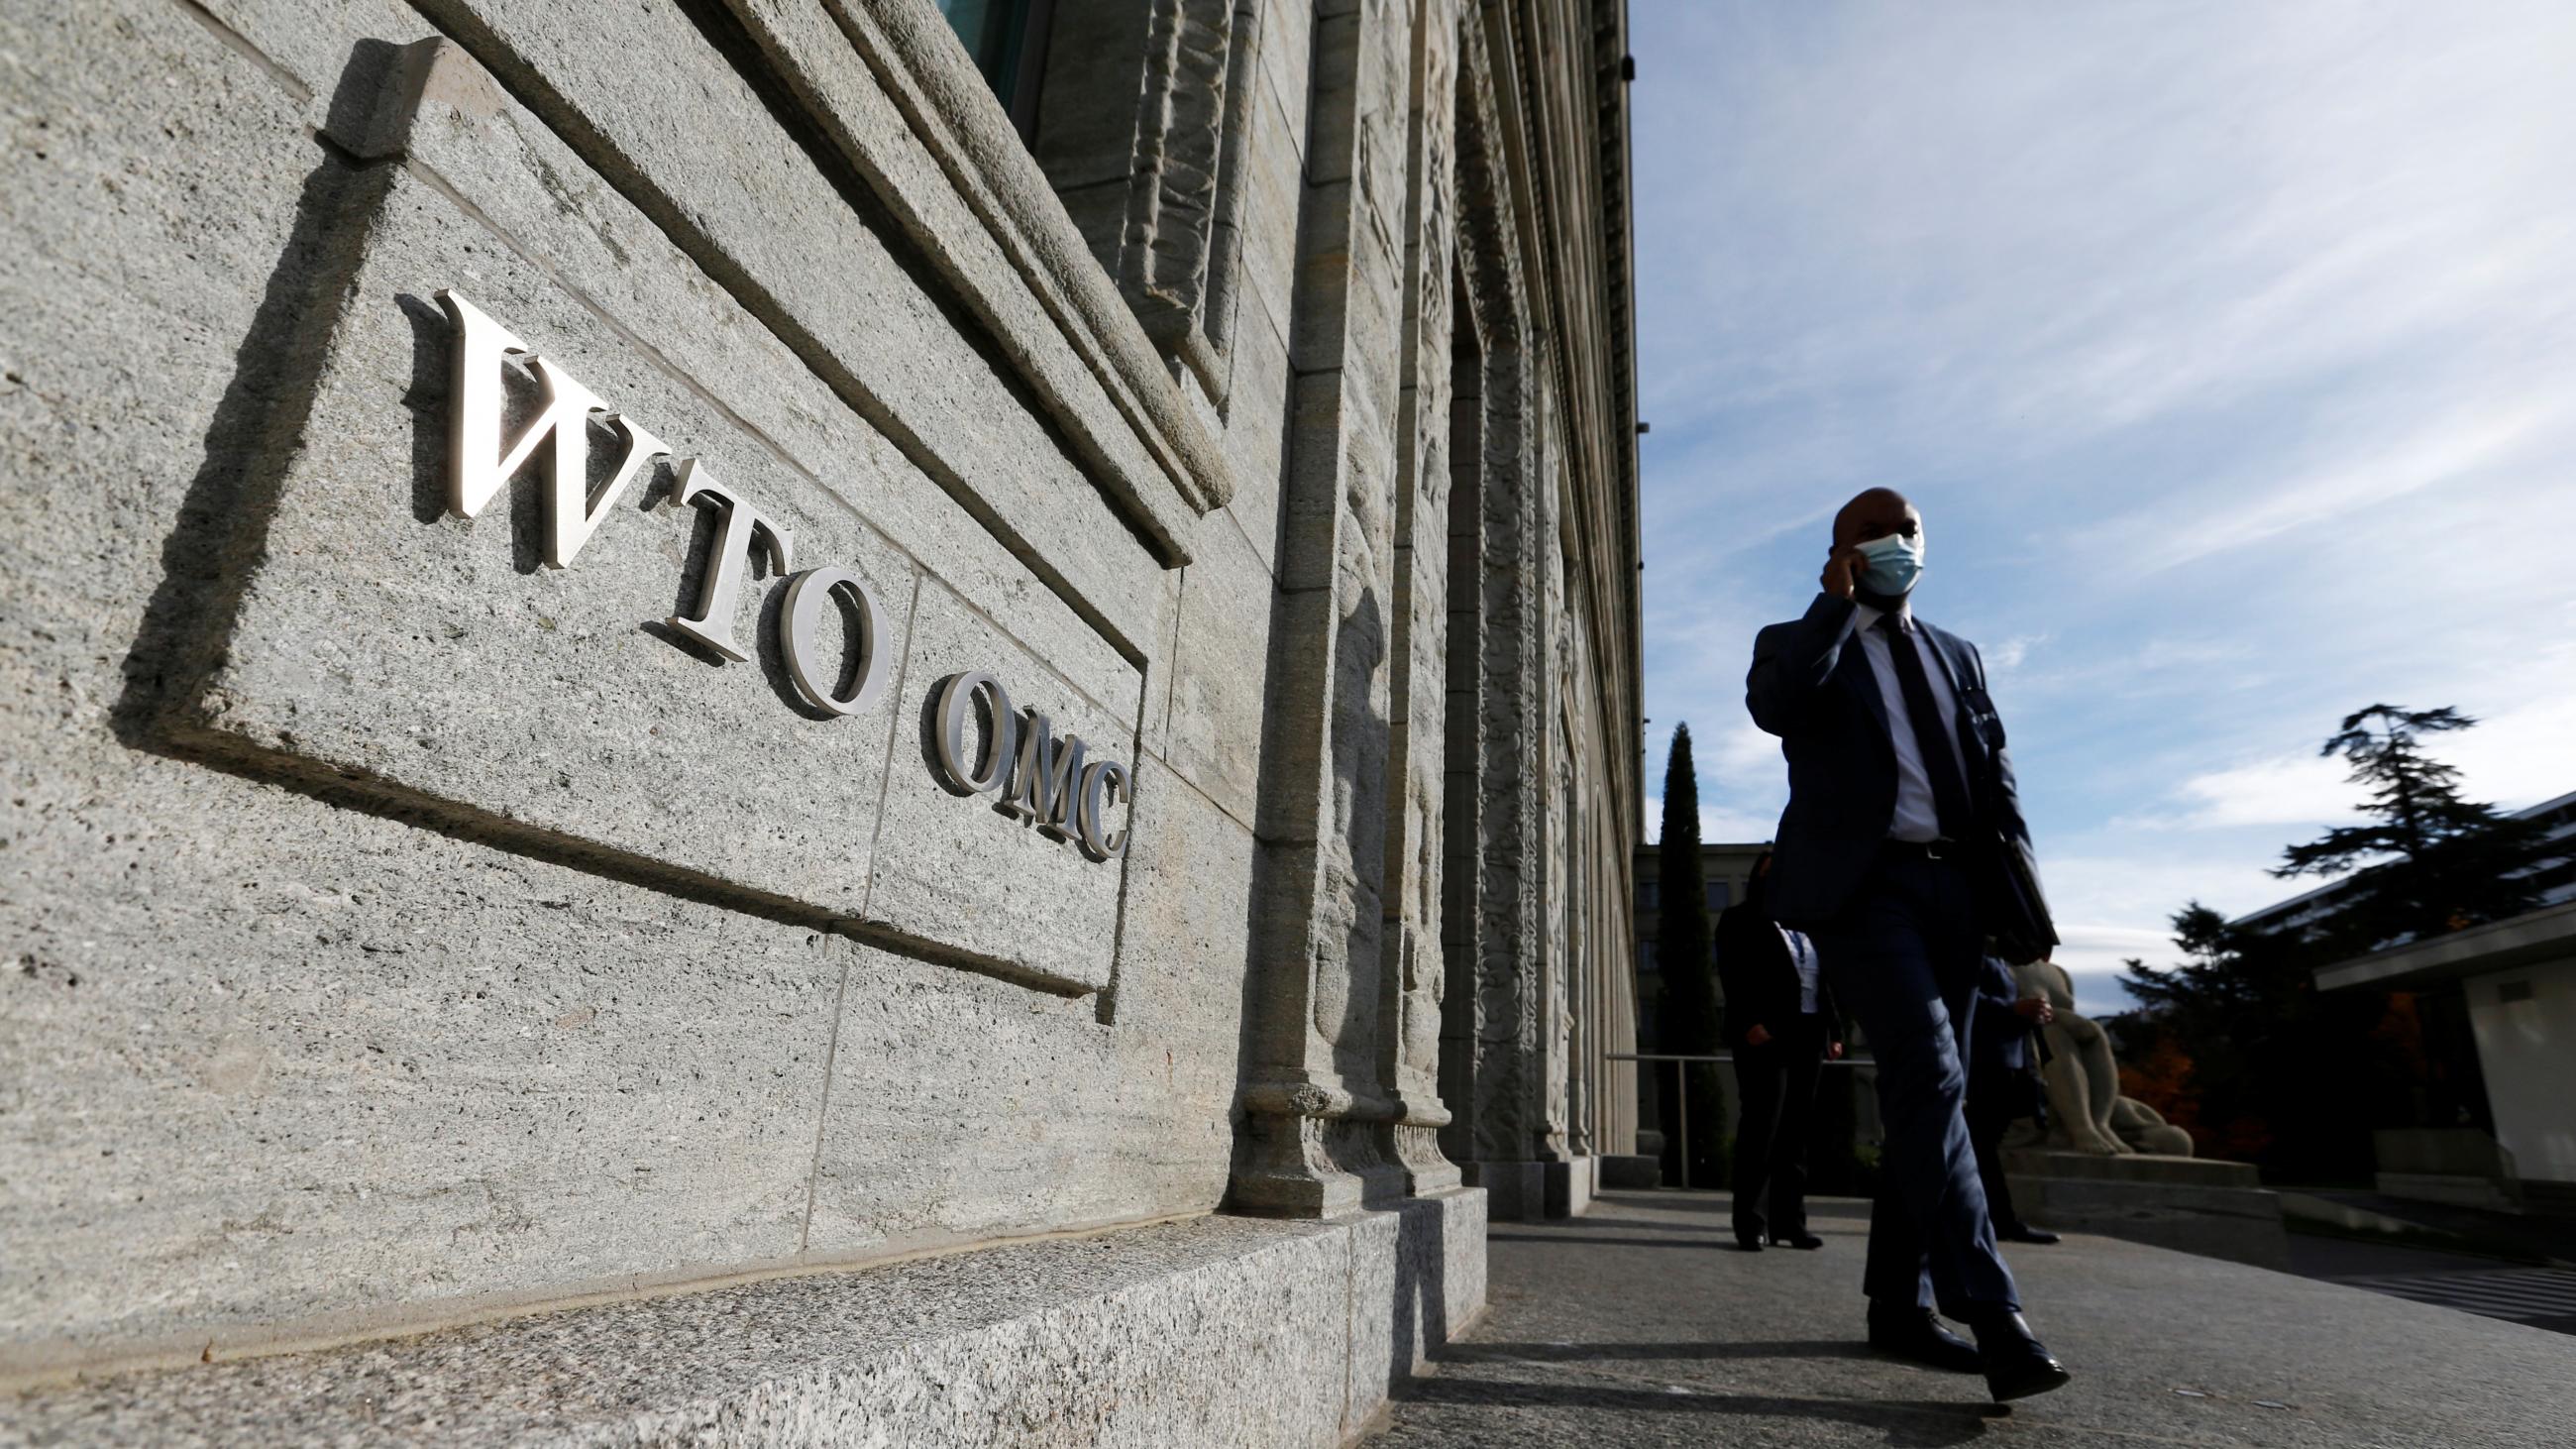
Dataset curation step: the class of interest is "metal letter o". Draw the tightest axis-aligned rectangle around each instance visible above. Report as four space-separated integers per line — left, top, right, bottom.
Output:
777 566 888 719
931 671 1016 795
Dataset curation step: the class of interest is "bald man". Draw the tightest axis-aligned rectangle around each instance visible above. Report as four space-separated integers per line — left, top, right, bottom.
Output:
1745 489 2071 1402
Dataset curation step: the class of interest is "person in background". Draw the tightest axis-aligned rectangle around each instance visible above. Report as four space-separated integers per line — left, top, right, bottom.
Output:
1717 851 1846 1252
1968 953 2061 1246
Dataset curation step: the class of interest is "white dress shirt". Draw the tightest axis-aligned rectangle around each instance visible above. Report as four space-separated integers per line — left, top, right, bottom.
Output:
1777 925 1821 1015
1853 601 1972 843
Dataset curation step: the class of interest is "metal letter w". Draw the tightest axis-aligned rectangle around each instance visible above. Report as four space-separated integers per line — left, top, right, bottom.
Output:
437 290 669 569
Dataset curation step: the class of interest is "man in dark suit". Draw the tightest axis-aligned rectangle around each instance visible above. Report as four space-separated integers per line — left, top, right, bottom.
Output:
1717 851 1845 1252
1968 954 2061 1246
1745 488 2071 1402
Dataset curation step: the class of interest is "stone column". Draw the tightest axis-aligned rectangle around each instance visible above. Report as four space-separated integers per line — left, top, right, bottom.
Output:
1371 0 1465 1199
1434 11 1550 1219
1230 0 1420 1217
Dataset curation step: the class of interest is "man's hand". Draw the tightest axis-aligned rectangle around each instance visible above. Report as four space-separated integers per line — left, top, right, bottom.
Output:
1820 543 1870 600
2012 997 2055 1026
1745 1024 1773 1047
1827 1041 1846 1060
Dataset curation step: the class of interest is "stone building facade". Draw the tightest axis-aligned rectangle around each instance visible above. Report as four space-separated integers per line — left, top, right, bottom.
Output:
0 0 1641 1439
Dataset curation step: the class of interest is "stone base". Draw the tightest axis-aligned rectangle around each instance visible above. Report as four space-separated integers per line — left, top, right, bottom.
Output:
1468 1160 1548 1221
1543 1157 1595 1219
2277 1190 2439 1239
2002 1149 2288 1271
1468 1159 1597 1221
1598 1154 1662 1190
2522 1178 2576 1216
2376 1170 2519 1211
4 1192 1488 1447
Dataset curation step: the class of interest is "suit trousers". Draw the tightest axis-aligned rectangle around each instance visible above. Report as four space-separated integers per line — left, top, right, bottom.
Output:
1813 850 2022 1317
1730 1016 1828 1240
1966 1088 2029 1236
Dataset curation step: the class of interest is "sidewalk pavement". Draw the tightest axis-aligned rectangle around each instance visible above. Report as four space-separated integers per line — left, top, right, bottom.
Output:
2291 1188 2576 1267
1366 1189 2575 1448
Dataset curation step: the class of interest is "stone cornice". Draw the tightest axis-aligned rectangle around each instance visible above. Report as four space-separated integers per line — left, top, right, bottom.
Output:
723 0 1240 567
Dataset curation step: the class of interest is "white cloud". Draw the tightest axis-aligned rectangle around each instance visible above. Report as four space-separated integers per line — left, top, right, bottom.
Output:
2055 930 2173 1018
1643 800 1778 848
2442 693 2576 814
1630 0 2576 1019
2112 397 2566 577
2121 753 2356 833
1988 634 2043 675
2124 690 2576 833
1636 2 2576 463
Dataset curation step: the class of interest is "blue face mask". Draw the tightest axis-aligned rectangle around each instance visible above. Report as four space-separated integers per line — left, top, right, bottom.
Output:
1857 531 1924 597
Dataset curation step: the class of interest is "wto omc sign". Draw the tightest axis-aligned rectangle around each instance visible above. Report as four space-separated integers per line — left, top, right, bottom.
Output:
434 289 1131 862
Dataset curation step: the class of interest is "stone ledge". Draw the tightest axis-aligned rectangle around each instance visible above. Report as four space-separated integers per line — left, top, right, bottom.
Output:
2005 1155 2289 1272
4 1194 1485 1448
2002 1148 2260 1188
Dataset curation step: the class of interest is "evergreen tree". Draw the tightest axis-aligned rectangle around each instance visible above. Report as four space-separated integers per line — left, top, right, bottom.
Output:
1654 724 1726 1186
1656 724 1716 1054
2114 705 2546 1177
2115 905 2338 1167
2275 705 2556 952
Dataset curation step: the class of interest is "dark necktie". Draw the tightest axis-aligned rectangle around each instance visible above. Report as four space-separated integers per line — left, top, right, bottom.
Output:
1876 614 1975 841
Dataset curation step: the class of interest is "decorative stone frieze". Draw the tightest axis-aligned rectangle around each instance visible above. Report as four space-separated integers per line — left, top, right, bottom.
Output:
1446 7 1551 1180
1035 0 1262 407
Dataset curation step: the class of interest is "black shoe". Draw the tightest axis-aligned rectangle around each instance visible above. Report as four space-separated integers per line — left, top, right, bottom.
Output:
1969 1310 2073 1401
1865 1302 1983 1374
1769 1231 1825 1250
2000 1226 2062 1246
1733 1232 1765 1252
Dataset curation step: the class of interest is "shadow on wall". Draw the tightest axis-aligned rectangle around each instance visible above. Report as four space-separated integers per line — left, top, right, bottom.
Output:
108 37 883 946
111 41 412 759
1382 1193 1458 1402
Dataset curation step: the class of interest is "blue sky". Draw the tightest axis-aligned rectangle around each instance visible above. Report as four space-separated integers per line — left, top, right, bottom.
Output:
1629 1 2576 1013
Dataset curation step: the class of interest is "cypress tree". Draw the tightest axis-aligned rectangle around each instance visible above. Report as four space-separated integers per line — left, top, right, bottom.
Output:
1657 724 1715 1051
1655 724 1725 1185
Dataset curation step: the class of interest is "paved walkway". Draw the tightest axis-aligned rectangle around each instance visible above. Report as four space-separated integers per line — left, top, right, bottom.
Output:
1367 1190 2575 1448
2287 1232 2576 1338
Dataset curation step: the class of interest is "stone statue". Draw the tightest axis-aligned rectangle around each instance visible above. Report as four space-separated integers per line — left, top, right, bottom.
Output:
2111 1096 2195 1157
2011 959 2196 1159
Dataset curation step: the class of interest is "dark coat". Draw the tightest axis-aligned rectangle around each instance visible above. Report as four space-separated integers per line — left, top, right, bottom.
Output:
1744 591 2056 954
1969 954 2045 1123
1971 954 2036 1076
1715 897 1844 1049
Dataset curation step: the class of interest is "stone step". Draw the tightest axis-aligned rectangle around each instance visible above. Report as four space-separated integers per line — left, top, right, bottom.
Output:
6 1193 1484 1448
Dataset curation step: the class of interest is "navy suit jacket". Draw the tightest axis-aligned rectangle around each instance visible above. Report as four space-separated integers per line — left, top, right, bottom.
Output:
1744 592 2054 944
1971 955 2033 1076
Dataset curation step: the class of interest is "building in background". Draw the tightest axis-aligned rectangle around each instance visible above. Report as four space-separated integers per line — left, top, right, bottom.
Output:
2261 790 2576 1215
2317 901 2576 1214
1632 839 1769 1049
0 0 1643 1437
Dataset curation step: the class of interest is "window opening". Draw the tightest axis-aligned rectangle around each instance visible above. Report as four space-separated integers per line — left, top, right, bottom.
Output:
935 0 1057 140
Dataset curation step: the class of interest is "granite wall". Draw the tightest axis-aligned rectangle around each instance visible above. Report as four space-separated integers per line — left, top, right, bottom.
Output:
0 0 1641 1412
